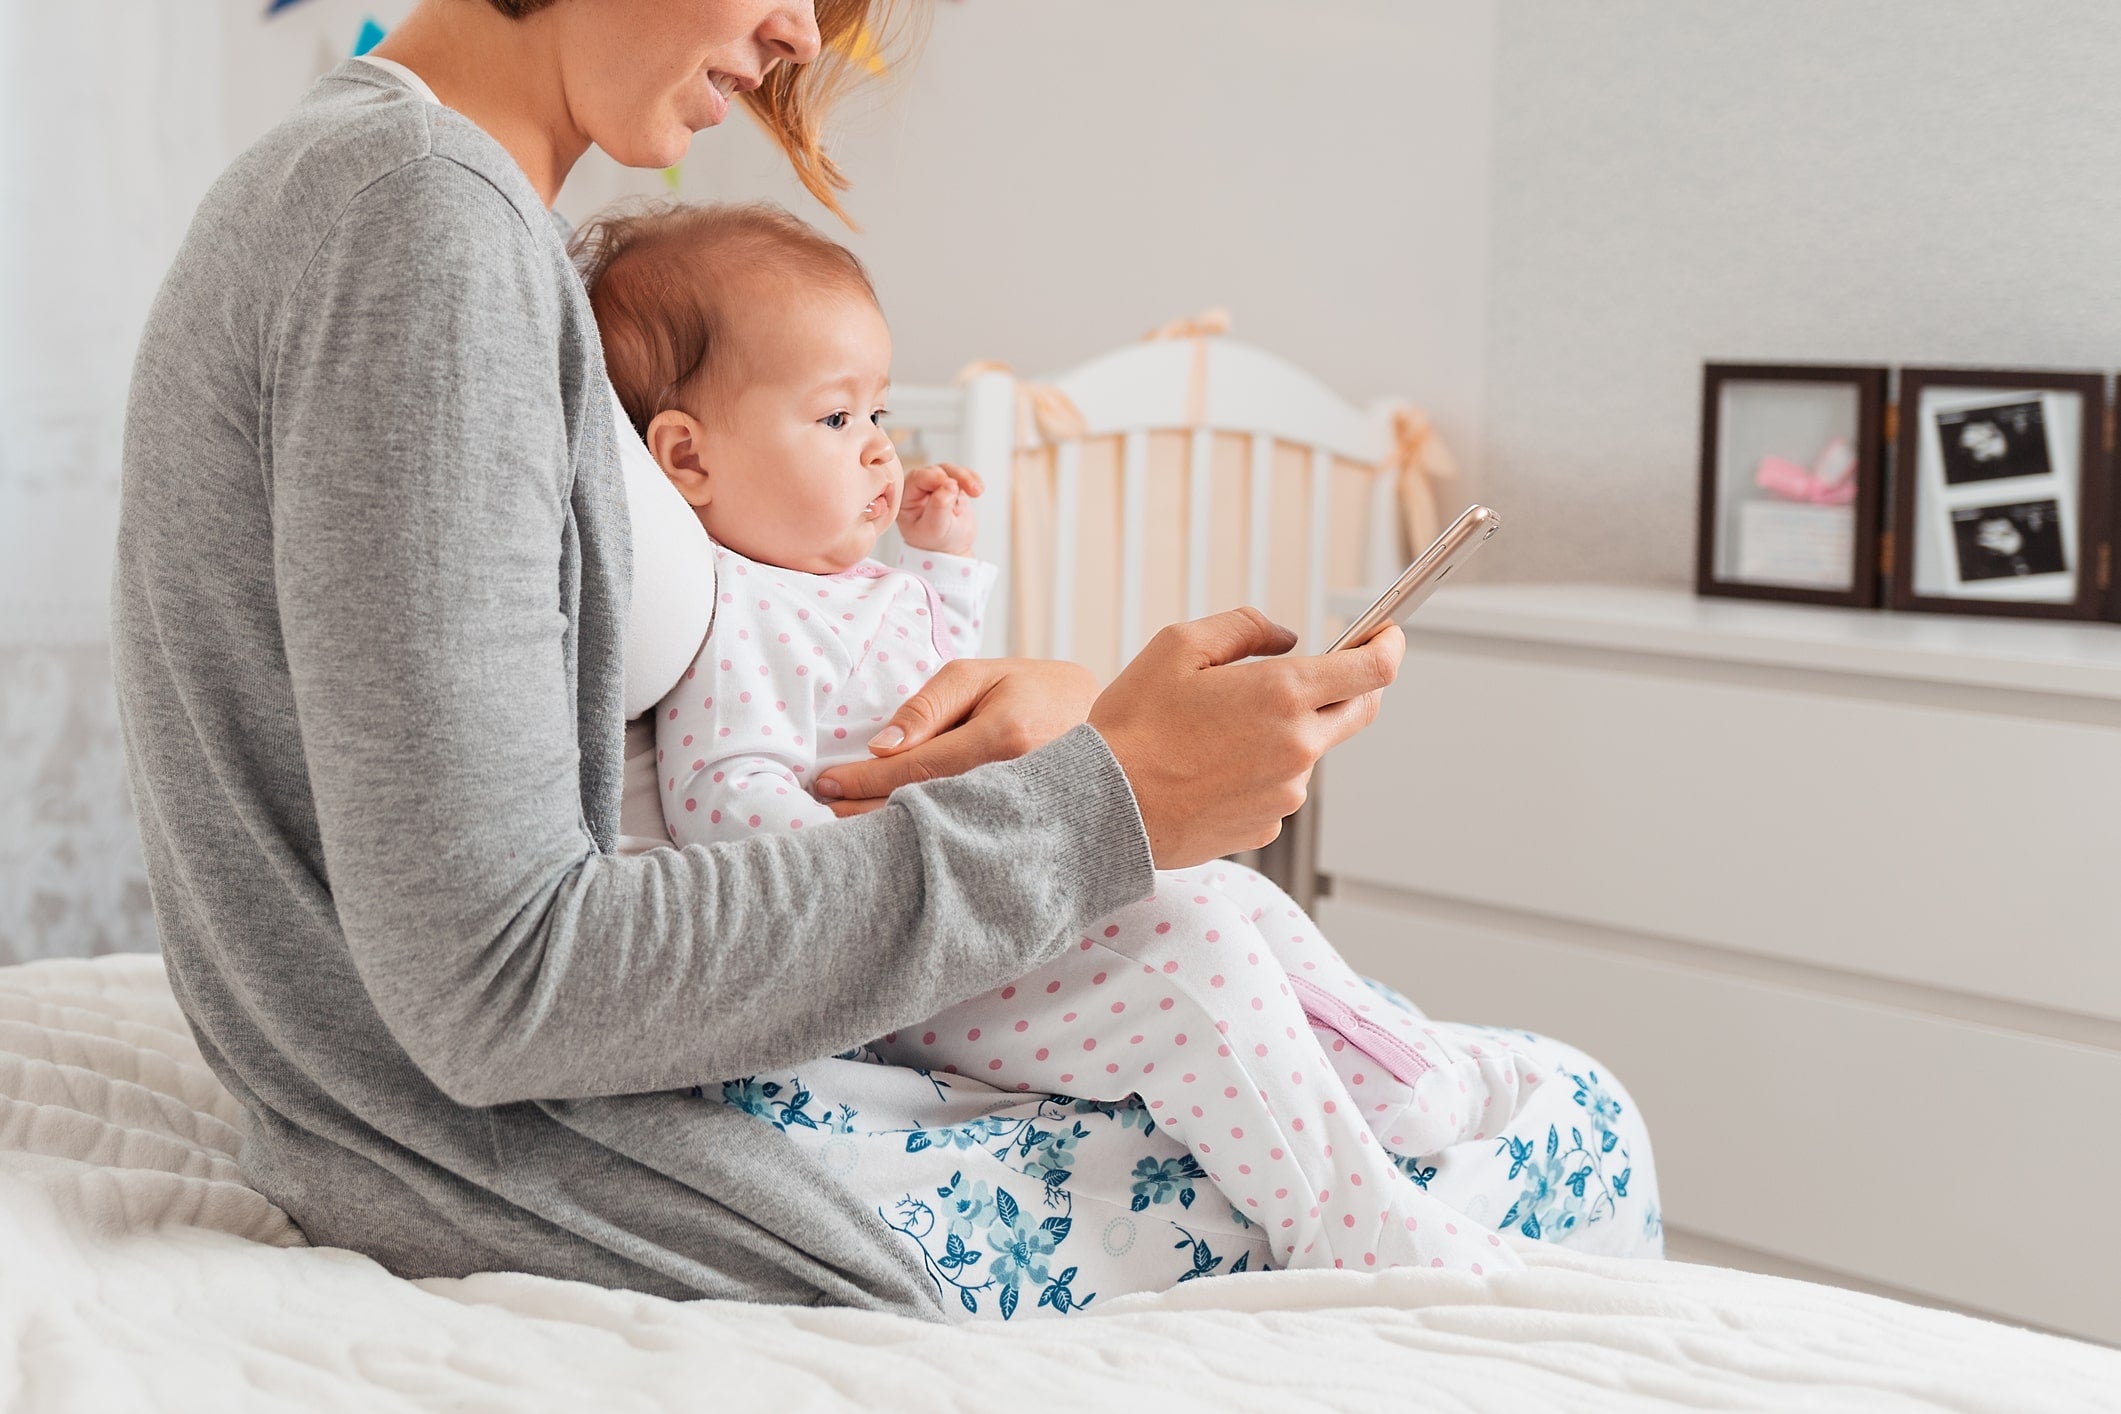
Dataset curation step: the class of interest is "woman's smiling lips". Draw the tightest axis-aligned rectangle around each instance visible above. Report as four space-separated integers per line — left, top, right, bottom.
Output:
700 70 759 127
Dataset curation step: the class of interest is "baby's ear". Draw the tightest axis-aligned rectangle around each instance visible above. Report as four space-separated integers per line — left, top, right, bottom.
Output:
645 409 713 507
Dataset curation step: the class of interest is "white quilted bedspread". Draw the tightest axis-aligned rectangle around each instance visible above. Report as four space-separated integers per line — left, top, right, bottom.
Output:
2 955 2115 1413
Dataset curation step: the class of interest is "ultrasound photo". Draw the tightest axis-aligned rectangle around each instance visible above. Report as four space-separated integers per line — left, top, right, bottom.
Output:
1935 399 2053 486
1950 499 2069 582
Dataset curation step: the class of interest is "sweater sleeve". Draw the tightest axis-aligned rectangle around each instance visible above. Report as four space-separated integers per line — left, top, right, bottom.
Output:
267 157 1154 1107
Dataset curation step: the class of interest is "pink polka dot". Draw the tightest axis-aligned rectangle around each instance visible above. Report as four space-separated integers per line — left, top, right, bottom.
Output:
1161 961 1178 974
709 810 722 824
1342 1214 1355 1229
1062 1012 1077 1023
1035 1048 1049 1061
1129 1034 1143 1044
1181 1072 1196 1083
1174 1034 1188 1046
1001 986 1017 1000
922 1032 937 1045
1154 922 1171 935
1190 1106 1203 1118
789 819 803 830
1270 1148 1284 1160
1082 1038 1097 1051
1059 1074 1073 1084
966 1028 981 1041
1046 981 1062 993
1110 1001 1126 1014
1106 1062 1119 1074
1014 1020 1029 1033
1471 1263 1484 1275
684 799 697 812
988 1059 1002 1071
1323 1101 1337 1114
1204 930 1219 942
1364 1253 1377 1267
1092 971 1108 985
1104 925 1120 938
1254 1044 1268 1057
1430 1259 1444 1269
1230 1127 1244 1139
1159 998 1175 1010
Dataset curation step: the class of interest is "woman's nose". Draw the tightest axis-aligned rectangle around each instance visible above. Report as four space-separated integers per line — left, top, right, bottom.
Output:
762 2 824 68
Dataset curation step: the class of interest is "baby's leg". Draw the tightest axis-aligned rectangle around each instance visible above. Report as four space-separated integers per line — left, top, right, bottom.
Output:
873 883 1514 1275
1188 863 1545 1157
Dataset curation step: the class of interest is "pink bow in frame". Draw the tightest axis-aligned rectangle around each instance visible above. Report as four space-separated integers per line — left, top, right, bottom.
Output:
1755 436 1857 507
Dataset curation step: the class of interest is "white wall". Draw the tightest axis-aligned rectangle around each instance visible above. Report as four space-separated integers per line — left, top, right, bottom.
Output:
571 0 1498 464
1480 0 2121 585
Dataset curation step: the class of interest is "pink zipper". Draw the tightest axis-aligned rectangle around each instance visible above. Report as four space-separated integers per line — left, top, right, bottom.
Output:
1288 975 1434 1086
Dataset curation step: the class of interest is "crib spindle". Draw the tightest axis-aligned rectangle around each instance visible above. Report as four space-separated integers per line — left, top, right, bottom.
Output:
1305 444 1332 652
1246 434 1274 611
1186 428 1214 621
1118 429 1150 662
1051 439 1082 661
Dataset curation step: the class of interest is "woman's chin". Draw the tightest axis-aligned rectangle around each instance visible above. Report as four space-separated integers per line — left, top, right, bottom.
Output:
601 124 697 174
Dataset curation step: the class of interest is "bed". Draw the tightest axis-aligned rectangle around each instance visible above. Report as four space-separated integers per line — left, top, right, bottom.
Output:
4 952 2114 1412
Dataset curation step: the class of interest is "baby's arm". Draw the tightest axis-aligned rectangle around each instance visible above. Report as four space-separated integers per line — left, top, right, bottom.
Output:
656 642 837 847
899 545 1000 659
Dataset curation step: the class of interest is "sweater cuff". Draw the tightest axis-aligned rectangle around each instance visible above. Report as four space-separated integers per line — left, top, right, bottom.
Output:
1011 723 1157 918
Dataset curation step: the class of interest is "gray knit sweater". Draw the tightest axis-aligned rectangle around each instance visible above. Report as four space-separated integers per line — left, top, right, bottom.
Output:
111 62 1153 1315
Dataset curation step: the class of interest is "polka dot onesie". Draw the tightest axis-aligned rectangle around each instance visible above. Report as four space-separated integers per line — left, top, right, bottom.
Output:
657 543 1533 1273
657 541 996 841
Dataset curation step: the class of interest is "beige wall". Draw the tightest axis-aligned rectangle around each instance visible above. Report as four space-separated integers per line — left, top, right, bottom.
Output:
1480 0 2121 585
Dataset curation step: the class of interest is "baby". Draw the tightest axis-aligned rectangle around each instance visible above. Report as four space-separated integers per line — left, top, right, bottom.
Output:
581 202 1536 1275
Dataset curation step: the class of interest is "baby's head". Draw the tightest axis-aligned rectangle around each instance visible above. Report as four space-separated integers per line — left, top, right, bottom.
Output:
580 202 900 574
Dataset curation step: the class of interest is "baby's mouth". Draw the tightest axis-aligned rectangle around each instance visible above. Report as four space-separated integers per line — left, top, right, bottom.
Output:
863 488 894 521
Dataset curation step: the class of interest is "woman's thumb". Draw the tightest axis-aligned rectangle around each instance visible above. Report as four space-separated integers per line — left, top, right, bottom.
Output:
869 678 953 754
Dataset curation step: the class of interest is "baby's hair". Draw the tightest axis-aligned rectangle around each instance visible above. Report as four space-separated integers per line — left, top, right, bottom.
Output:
574 201 880 435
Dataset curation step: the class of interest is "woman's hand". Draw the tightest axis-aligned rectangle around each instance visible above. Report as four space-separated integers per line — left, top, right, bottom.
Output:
814 656 1098 814
897 462 983 556
1089 608 1404 868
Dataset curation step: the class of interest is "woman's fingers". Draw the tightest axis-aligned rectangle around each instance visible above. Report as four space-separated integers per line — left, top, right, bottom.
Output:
1157 606 1299 670
813 659 1096 806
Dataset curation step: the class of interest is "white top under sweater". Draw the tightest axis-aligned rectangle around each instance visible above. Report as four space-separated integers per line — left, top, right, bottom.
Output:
657 542 999 843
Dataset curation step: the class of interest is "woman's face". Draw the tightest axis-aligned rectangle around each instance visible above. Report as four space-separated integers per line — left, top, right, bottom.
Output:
552 0 823 169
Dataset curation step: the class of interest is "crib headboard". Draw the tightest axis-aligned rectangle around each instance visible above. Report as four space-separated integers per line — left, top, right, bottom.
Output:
889 336 1443 675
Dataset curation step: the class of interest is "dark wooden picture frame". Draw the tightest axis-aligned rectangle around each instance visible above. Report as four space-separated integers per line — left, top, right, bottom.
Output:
1887 367 2111 621
1696 363 1889 608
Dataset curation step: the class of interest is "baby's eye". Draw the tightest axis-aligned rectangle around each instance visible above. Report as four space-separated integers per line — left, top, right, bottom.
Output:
821 411 851 430
870 409 890 426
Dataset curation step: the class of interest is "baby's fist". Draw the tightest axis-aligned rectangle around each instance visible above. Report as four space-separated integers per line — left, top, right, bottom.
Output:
899 462 983 556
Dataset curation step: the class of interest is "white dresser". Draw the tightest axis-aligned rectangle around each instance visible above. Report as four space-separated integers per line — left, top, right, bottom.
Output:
1311 583 2121 1345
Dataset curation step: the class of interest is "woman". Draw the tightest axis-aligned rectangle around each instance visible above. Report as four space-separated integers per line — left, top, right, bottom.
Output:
116 0 1656 1317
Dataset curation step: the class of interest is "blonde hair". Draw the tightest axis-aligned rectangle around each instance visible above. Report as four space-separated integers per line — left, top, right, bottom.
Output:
574 202 880 434
487 0 917 224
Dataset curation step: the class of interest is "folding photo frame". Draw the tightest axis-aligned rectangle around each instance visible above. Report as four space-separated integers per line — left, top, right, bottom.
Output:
1887 368 2112 621
1696 363 1890 608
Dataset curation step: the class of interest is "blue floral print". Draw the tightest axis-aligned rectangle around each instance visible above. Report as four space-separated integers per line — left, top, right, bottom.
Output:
1494 1068 1638 1242
710 1009 1662 1320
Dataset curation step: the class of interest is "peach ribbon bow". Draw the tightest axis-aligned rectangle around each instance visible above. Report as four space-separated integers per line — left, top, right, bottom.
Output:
956 360 1088 450
1140 307 1233 427
1385 403 1463 553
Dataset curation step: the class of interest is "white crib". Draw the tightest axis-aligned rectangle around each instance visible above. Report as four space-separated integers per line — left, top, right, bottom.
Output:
886 323 1452 676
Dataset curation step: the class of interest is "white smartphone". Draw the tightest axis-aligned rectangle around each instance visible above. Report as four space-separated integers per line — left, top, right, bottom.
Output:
1325 504 1500 651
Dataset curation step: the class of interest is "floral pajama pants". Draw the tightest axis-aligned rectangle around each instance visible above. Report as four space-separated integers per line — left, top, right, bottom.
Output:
709 864 1662 1320
870 865 1523 1275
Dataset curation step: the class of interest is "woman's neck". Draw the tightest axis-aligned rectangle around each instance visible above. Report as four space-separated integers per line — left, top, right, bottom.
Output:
369 4 588 207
